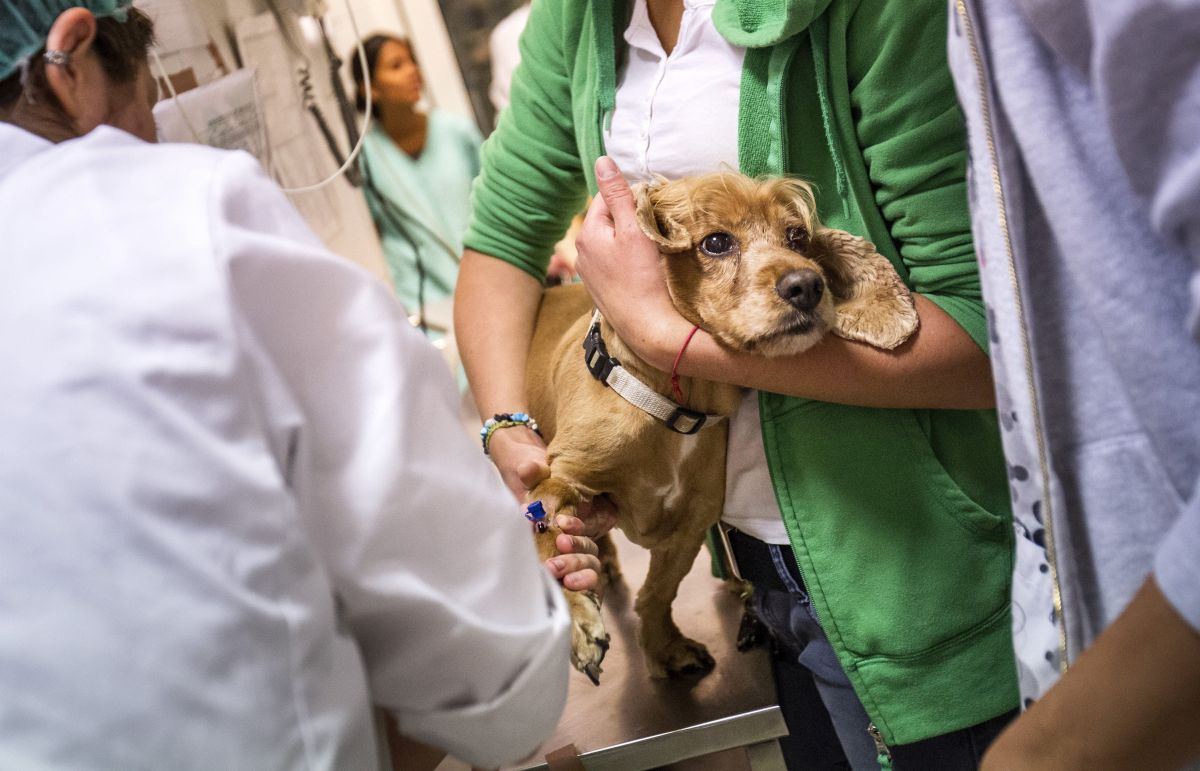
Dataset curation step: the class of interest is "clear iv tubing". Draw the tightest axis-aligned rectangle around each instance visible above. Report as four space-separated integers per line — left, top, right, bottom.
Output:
149 0 373 195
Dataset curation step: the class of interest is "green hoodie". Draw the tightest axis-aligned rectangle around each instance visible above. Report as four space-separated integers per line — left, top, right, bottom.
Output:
465 0 1018 745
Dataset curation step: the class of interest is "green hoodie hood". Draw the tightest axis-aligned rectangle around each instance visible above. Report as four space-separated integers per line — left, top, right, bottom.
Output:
712 0 834 47
717 0 847 212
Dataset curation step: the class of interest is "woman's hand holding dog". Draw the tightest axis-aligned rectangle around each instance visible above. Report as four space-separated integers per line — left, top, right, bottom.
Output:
576 157 694 372
489 427 617 592
522 458 619 592
488 423 552 506
578 158 999 410
545 531 602 592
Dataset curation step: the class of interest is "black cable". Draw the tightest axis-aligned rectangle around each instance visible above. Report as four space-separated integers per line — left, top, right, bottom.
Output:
315 14 363 187
262 2 354 184
316 15 363 187
361 162 430 334
305 96 349 173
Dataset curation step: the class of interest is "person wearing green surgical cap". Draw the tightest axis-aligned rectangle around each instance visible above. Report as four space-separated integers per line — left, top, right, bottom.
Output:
0 4 600 769
0 0 131 77
0 0 157 142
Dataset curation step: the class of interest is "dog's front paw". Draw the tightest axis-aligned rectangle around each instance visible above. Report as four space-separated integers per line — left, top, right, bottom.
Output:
567 590 610 685
645 635 715 679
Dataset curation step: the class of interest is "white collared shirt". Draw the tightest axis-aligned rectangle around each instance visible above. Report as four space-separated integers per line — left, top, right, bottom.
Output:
604 0 743 184
603 0 789 544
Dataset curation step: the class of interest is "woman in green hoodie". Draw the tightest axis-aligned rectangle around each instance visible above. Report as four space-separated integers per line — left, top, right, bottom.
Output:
455 0 1019 767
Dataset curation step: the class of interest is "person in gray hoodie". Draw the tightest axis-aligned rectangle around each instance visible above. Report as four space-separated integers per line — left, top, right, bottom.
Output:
946 1 1200 767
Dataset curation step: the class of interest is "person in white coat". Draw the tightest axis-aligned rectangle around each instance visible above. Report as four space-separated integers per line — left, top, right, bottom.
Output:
0 3 602 768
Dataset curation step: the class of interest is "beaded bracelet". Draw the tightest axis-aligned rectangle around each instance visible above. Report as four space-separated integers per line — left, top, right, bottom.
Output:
480 412 542 455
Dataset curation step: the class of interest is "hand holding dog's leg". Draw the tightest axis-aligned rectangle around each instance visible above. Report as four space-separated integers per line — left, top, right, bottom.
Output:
530 478 608 593
555 494 619 540
546 533 600 592
555 501 622 591
528 476 611 684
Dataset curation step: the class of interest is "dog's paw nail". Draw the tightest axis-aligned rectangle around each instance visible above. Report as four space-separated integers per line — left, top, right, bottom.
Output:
596 635 611 652
583 662 602 685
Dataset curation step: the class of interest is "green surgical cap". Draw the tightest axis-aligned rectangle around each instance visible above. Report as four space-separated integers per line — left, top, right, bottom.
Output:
1 0 133 81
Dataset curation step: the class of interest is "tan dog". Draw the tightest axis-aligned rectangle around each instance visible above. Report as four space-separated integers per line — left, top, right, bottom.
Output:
524 173 918 683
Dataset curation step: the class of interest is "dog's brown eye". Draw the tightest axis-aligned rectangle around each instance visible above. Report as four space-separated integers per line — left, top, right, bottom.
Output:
786 226 809 251
699 232 735 256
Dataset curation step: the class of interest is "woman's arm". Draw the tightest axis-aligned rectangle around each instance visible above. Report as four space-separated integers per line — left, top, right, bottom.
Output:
577 158 995 410
690 296 993 409
454 249 547 501
458 0 586 482
463 0 589 279
981 577 1200 770
457 0 605 507
455 249 619 570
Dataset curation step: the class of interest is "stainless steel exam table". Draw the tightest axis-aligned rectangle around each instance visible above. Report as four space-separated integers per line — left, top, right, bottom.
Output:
509 530 789 771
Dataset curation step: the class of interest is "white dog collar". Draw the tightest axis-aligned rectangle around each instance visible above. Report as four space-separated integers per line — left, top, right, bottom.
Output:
582 311 723 435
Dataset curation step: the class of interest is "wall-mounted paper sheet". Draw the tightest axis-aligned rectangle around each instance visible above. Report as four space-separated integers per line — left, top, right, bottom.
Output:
154 68 269 167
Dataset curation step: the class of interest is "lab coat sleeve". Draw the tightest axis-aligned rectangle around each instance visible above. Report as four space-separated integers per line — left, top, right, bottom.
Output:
207 151 570 767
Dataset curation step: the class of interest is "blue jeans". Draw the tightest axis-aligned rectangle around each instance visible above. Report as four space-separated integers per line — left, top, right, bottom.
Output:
728 529 1015 770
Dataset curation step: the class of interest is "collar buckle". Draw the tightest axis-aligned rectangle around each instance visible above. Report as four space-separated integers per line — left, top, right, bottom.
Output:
665 406 707 435
583 320 619 383
581 310 723 434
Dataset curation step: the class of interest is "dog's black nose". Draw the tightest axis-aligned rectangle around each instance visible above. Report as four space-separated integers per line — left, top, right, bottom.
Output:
776 269 824 312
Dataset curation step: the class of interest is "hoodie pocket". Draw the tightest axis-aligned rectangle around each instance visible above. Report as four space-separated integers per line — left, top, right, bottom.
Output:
763 401 1013 657
1054 433 1184 642
898 408 1011 539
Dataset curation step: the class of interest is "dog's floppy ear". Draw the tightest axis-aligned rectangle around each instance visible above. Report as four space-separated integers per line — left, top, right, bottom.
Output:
634 182 692 253
813 228 919 350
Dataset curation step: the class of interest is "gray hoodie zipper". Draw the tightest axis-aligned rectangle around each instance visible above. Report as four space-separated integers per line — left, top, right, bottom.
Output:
953 0 1068 672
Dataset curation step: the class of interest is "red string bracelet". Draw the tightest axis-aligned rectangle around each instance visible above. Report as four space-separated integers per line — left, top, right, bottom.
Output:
670 325 702 404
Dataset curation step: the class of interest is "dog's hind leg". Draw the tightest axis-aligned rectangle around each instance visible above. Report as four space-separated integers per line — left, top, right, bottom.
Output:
635 530 716 678
526 475 610 685
596 531 624 589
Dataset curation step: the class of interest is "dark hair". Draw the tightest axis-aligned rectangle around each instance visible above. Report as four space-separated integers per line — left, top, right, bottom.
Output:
348 34 415 118
0 7 155 112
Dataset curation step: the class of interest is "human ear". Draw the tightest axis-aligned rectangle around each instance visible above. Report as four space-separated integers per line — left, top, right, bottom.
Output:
42 8 104 132
812 228 919 350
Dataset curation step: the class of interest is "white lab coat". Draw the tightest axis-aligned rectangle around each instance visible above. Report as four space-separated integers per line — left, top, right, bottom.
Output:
0 123 569 770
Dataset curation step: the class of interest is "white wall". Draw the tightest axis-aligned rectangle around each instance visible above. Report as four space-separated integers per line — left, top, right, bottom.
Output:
323 0 473 119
